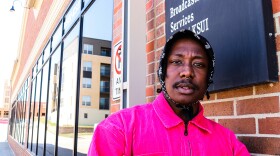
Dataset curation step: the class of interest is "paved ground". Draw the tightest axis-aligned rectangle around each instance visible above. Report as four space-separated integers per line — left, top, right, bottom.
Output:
0 121 14 156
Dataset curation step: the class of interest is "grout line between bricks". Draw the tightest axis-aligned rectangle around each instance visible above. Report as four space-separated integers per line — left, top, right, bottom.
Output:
233 99 237 116
202 92 280 104
274 15 279 34
255 118 259 134
236 134 280 138
213 113 280 120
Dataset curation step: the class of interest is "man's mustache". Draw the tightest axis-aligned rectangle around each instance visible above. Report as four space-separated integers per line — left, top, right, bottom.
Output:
172 79 198 90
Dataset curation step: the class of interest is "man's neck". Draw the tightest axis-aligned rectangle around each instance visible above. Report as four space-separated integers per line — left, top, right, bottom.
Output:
167 100 199 123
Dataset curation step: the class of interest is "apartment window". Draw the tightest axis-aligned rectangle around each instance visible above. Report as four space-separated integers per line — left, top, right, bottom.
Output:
100 64 110 76
82 78 92 88
101 47 111 57
99 97 109 110
100 81 110 92
84 113 88 118
83 61 92 71
83 44 93 54
82 96 91 106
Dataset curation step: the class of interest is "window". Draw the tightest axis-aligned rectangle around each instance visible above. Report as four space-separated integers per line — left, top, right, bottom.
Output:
100 64 110 76
83 61 92 71
84 113 88 118
101 47 111 56
82 96 91 106
100 81 110 92
99 97 109 110
82 78 92 88
83 44 93 54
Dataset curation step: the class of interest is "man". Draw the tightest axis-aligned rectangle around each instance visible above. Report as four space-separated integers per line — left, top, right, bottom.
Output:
88 29 250 155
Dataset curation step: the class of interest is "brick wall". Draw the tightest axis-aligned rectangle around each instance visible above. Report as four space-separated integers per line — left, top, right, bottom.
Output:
144 0 280 155
110 0 123 113
12 0 71 95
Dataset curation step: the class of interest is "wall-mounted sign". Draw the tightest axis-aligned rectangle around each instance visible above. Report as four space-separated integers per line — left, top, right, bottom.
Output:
112 41 122 100
165 0 278 91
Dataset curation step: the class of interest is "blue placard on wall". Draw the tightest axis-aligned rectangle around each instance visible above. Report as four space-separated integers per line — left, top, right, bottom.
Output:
165 0 278 91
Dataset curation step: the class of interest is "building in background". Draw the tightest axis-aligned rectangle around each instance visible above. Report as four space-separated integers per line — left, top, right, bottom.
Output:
7 0 280 156
8 0 113 155
0 80 10 119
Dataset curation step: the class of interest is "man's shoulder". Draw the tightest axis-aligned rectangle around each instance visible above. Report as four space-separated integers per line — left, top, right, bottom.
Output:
98 103 154 127
113 102 154 116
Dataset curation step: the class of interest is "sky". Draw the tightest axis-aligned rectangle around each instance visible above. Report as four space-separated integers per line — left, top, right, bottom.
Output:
0 0 24 106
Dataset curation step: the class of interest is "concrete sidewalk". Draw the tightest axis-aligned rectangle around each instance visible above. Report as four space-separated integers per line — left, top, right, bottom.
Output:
0 121 14 155
0 141 14 156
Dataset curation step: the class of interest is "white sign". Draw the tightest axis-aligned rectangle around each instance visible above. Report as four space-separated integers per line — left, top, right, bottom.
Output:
112 41 122 100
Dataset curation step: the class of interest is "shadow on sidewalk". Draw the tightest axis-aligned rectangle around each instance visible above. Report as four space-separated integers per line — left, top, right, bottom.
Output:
0 142 14 156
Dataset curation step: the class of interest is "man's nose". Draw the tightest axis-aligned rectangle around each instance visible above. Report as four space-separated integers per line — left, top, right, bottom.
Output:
179 64 194 79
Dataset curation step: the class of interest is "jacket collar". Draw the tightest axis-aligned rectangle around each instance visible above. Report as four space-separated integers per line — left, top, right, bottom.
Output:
153 93 212 134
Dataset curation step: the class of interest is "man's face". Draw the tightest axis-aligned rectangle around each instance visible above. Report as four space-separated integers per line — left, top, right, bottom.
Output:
165 38 209 105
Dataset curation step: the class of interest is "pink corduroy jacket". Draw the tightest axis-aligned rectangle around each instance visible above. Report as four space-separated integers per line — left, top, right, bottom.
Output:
88 93 250 156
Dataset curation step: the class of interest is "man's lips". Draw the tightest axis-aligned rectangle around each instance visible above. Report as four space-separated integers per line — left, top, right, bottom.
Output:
173 80 197 94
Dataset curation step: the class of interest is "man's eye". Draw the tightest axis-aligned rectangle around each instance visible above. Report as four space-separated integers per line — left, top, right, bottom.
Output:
171 60 182 65
193 63 205 68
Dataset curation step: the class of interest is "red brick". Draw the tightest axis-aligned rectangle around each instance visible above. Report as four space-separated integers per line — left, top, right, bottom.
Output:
255 79 280 94
155 2 164 16
114 0 121 6
155 49 163 61
218 118 256 134
147 52 155 63
156 35 166 49
259 117 280 134
202 101 234 116
114 1 122 14
146 41 155 53
147 19 155 32
236 96 279 115
113 19 122 30
146 86 155 96
272 0 280 13
146 9 155 22
147 63 155 74
113 35 122 46
146 74 155 86
154 0 164 11
156 23 165 37
146 0 153 11
238 137 280 155
216 87 253 99
147 30 155 42
276 35 280 52
202 92 215 101
110 104 121 113
113 26 122 38
156 13 165 27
